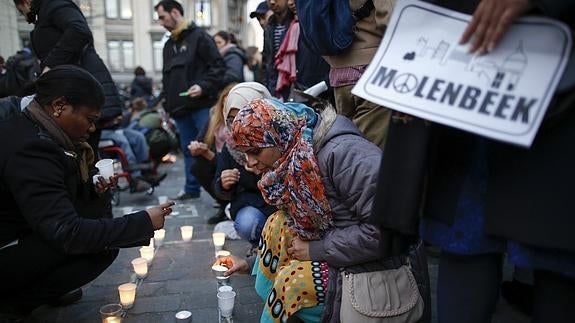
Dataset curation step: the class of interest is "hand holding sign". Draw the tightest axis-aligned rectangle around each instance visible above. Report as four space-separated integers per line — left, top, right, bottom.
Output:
460 0 534 54
352 0 571 147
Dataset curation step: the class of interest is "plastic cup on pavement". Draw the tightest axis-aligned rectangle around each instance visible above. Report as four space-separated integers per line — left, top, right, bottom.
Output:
217 290 236 318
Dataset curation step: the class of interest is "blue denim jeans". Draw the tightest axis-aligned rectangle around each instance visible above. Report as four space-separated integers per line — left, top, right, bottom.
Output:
101 128 149 177
234 206 267 245
173 108 210 194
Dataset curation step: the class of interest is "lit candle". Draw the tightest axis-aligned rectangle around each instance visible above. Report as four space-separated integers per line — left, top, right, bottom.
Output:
215 250 231 258
103 317 121 323
139 246 154 264
212 232 226 250
131 258 148 279
118 283 137 309
175 310 192 322
154 229 165 246
180 226 194 242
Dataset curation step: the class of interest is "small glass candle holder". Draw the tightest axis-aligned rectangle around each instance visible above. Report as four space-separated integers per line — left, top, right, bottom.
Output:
139 246 154 264
154 229 165 246
212 232 226 251
180 226 194 242
131 258 148 279
99 303 123 323
118 283 137 309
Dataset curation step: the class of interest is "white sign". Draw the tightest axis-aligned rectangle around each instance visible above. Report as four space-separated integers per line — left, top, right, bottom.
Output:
352 0 572 147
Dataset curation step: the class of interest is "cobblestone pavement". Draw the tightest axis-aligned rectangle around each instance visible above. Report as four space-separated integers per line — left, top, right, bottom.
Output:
26 155 529 323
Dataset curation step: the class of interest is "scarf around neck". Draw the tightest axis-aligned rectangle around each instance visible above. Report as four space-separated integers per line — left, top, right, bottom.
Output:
275 17 299 93
26 100 94 182
231 98 333 240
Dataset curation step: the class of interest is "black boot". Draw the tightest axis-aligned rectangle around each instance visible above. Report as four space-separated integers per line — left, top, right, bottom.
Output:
207 208 228 225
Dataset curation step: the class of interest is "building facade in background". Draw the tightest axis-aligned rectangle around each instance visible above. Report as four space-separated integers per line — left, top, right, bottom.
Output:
0 0 254 87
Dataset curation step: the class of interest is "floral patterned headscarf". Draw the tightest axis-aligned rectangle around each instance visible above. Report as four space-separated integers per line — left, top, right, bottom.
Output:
231 98 333 240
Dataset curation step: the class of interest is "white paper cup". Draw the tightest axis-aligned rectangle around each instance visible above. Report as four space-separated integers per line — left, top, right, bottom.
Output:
95 159 114 180
217 290 236 318
158 196 168 204
131 258 148 278
180 226 194 242
118 283 137 309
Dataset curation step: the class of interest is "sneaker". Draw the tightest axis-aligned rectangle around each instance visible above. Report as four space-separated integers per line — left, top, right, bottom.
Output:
132 178 152 193
207 208 227 225
171 190 200 201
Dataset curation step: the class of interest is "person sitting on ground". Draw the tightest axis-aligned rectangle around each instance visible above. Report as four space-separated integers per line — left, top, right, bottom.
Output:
0 65 174 318
188 83 237 224
211 83 277 247
217 97 384 322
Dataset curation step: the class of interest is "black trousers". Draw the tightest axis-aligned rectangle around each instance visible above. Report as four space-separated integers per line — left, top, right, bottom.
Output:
190 157 227 207
0 233 118 312
438 252 575 323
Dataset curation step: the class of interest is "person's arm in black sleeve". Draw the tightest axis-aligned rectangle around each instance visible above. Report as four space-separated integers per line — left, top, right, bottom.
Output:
6 140 154 254
196 33 226 97
213 145 238 201
41 3 93 68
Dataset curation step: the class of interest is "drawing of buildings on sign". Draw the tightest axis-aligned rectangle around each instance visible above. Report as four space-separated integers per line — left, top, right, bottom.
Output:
467 41 528 91
417 37 451 63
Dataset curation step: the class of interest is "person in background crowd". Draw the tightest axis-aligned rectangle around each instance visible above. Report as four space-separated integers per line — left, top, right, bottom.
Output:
154 0 225 201
0 47 39 98
130 66 154 108
274 0 329 98
13 0 124 155
0 66 174 319
263 0 294 100
214 31 246 86
0 56 5 76
244 46 263 83
250 1 273 29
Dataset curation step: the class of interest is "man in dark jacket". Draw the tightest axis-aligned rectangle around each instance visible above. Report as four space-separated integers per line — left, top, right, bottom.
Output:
155 0 225 200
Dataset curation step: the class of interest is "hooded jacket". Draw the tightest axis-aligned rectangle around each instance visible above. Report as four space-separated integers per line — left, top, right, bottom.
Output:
221 46 247 86
308 109 383 323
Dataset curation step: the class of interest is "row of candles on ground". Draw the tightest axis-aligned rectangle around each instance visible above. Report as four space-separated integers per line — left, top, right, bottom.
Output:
100 226 229 322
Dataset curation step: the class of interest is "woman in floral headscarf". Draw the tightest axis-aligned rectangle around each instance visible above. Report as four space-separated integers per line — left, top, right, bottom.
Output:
222 98 383 323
